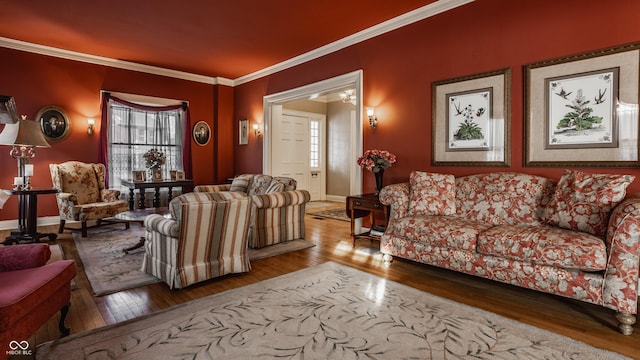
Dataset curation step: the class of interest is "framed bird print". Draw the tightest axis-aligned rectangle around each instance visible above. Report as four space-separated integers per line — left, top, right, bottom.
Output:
525 43 640 167
432 68 511 167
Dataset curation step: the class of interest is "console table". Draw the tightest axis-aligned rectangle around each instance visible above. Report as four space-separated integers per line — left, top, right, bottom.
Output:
120 178 194 210
346 193 389 248
3 188 59 245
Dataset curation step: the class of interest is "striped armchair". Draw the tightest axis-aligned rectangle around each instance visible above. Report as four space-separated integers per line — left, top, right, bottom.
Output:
194 174 311 249
141 191 252 289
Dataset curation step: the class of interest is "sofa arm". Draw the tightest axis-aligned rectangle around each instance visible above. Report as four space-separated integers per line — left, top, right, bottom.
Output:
379 182 410 220
603 195 640 312
144 214 180 238
252 190 310 209
100 189 121 202
0 244 51 272
194 184 232 192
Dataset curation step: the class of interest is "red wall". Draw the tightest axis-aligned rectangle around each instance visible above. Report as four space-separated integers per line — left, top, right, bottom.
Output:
233 0 640 193
0 47 220 221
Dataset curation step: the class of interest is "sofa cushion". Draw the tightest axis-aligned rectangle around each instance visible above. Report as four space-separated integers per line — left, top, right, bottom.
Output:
408 171 456 216
248 174 273 195
477 225 607 271
541 169 634 236
0 243 51 271
392 215 492 251
271 176 297 191
229 174 255 193
265 181 285 193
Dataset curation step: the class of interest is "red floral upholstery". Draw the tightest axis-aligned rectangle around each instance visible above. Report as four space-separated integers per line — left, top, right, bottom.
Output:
541 169 635 236
408 171 456 216
380 171 640 335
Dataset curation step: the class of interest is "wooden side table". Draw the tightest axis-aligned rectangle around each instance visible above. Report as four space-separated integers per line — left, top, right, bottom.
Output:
120 178 194 210
346 193 389 248
3 188 59 245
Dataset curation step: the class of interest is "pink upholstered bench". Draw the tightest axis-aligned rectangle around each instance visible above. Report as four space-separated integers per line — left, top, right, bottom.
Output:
0 244 76 358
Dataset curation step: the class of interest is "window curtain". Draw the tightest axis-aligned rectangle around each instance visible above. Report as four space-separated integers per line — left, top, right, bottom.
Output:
99 92 192 186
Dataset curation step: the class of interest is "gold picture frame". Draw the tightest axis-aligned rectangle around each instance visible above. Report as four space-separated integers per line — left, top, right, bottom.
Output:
152 169 163 181
132 170 146 182
193 120 211 146
432 68 511 166
525 43 640 167
37 105 71 142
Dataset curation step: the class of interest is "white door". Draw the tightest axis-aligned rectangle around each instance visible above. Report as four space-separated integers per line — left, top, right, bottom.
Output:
271 109 326 200
272 112 310 191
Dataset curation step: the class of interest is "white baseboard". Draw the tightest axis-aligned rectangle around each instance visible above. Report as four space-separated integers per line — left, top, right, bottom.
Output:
0 216 60 231
325 195 346 203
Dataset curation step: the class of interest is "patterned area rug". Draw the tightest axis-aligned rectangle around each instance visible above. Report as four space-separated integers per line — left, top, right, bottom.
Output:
74 226 315 295
37 262 628 359
308 207 350 222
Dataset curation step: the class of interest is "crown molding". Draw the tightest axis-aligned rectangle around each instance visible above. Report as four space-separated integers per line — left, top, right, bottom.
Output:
234 0 475 85
0 36 220 85
0 0 473 87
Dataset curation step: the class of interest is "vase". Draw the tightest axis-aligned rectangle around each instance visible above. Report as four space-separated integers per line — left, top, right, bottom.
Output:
374 170 384 195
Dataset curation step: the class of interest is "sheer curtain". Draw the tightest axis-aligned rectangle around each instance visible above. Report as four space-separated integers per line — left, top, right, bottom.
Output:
99 92 192 188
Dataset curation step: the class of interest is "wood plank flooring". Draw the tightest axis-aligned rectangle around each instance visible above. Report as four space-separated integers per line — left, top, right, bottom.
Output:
3 205 639 358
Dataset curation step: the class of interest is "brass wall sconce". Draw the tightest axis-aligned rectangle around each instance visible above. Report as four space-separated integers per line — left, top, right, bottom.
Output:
87 118 95 135
253 123 262 137
366 107 378 129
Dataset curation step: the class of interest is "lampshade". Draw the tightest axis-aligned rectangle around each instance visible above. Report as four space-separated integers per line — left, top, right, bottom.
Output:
0 119 51 148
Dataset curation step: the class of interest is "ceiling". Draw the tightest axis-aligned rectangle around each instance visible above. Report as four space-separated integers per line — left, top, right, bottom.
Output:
0 0 443 81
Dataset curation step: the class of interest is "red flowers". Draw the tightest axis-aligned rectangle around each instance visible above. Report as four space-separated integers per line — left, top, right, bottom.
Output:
357 149 397 173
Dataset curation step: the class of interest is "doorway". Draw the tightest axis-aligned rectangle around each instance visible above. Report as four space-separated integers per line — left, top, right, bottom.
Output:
263 70 364 198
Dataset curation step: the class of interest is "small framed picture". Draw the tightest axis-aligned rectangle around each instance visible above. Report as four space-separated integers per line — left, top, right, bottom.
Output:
193 120 211 146
175 171 185 180
132 170 146 182
152 169 163 181
170 170 177 180
239 119 248 145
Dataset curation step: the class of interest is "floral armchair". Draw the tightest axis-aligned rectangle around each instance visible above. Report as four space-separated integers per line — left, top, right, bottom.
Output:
194 174 311 249
142 191 252 289
49 161 129 237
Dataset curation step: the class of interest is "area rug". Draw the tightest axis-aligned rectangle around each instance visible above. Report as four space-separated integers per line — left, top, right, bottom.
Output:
37 262 628 360
74 227 315 295
308 207 350 222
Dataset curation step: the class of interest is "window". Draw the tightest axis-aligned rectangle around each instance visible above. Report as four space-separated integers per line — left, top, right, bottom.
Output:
310 119 319 169
107 100 184 188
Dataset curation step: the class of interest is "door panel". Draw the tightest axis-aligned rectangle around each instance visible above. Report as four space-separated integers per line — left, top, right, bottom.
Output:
272 113 309 191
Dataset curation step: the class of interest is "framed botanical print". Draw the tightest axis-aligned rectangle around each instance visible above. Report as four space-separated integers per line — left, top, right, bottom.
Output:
525 43 640 167
432 68 511 166
239 119 248 145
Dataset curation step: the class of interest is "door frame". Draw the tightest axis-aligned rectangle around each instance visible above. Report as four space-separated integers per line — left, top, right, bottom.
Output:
263 70 363 196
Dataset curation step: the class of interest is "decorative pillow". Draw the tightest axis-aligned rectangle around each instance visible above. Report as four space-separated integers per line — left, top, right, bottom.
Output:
408 171 456 216
248 174 273 195
229 174 254 193
265 181 285 193
541 169 635 236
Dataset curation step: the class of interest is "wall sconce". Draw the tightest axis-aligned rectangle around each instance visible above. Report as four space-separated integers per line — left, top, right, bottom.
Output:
366 107 378 129
253 123 262 137
87 118 95 135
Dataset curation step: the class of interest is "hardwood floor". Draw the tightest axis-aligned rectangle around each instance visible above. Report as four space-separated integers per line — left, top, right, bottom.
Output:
4 205 639 358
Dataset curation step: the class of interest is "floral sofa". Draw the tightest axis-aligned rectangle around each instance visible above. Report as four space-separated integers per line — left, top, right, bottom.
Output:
194 174 310 249
379 170 640 335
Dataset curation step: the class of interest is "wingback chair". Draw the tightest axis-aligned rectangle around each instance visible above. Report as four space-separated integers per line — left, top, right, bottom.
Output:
194 174 311 249
142 191 252 289
49 161 129 237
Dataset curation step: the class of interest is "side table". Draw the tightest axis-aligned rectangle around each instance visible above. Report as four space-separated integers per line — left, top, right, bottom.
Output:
120 179 194 210
3 188 59 245
346 193 389 248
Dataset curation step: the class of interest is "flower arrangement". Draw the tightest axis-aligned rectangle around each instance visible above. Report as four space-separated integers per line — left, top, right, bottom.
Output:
143 148 166 170
357 149 396 173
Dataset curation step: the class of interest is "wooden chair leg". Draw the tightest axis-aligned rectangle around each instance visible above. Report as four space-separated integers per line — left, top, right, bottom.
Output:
59 302 71 337
58 220 66 234
81 222 88 238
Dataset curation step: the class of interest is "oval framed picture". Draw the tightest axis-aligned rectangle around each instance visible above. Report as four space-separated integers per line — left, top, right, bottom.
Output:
193 120 211 146
37 105 71 142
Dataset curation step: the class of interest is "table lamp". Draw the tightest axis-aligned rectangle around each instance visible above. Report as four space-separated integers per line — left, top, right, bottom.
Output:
0 116 51 187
